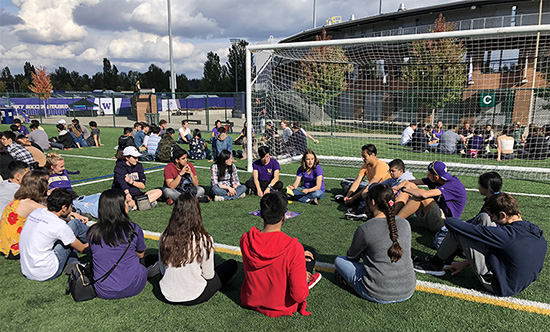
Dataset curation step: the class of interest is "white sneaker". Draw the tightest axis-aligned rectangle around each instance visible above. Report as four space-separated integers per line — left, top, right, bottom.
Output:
214 196 225 202
238 193 246 199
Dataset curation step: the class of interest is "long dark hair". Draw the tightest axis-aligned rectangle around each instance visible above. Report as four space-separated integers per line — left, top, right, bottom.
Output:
478 172 502 195
215 149 233 179
160 193 213 267
87 189 135 246
366 184 402 263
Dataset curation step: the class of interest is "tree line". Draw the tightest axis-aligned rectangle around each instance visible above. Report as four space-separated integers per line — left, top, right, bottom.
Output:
0 40 249 94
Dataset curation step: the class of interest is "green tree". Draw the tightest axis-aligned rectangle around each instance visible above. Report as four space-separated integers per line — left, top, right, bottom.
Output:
201 51 227 92
294 30 352 108
227 39 248 92
0 81 6 93
402 14 467 117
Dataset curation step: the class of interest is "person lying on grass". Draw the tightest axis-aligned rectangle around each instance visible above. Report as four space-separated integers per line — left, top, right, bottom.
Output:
414 193 547 297
112 146 162 210
157 192 237 305
245 145 283 197
287 149 325 205
19 188 88 281
240 191 321 317
392 161 466 234
334 184 415 304
337 144 390 207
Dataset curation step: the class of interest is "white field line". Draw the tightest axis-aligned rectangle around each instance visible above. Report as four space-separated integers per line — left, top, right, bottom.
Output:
139 229 550 313
72 169 164 187
61 154 550 198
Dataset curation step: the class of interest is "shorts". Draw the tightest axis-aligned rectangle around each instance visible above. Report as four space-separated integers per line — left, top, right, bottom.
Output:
416 203 446 233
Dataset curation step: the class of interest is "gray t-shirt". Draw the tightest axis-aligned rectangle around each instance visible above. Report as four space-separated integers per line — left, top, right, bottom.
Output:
0 180 20 216
28 129 50 151
439 130 461 154
347 216 416 302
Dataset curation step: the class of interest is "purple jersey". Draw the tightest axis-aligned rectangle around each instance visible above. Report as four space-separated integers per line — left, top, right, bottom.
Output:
296 165 325 192
422 176 467 219
252 158 280 182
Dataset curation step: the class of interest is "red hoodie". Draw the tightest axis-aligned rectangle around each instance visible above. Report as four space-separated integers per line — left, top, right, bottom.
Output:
240 227 310 317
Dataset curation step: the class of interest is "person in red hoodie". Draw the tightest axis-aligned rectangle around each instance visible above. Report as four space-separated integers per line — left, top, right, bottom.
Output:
240 191 321 317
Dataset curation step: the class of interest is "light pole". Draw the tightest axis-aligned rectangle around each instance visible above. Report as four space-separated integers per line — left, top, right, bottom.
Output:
167 0 176 100
230 38 239 92
313 0 316 28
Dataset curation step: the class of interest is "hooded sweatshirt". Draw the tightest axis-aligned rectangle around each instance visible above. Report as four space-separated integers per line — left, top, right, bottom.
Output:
112 160 146 197
57 130 75 149
445 218 547 296
240 227 310 317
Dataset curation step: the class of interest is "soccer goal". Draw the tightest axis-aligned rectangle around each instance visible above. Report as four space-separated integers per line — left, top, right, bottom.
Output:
244 25 550 180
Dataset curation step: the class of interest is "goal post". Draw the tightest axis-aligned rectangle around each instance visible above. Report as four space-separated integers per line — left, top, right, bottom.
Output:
245 25 550 180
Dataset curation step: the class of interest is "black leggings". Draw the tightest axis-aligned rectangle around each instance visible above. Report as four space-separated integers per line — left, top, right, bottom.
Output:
303 245 316 274
162 259 238 306
245 178 284 195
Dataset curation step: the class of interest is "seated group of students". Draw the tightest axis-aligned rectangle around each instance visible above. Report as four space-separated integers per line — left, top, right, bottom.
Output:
401 121 550 160
0 137 547 316
334 143 547 299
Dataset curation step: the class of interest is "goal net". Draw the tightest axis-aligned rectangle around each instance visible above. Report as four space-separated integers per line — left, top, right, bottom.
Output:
246 25 550 180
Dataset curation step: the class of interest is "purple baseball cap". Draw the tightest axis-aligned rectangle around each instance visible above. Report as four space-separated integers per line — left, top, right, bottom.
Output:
428 161 451 181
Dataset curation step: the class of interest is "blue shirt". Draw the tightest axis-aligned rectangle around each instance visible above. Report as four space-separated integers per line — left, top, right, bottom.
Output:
134 130 145 148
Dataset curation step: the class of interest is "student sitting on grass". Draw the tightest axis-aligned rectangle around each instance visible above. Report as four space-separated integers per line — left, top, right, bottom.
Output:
240 191 321 317
112 147 162 209
212 127 232 161
15 134 46 167
28 123 50 151
0 170 48 260
163 148 205 204
393 161 466 234
1 131 35 166
345 158 415 220
188 129 210 160
86 121 103 148
0 161 29 213
117 127 135 156
287 149 325 205
46 153 78 191
158 193 237 305
19 189 89 281
146 126 161 158
337 144 390 207
157 128 178 163
178 120 192 144
210 150 246 201
245 146 283 197
414 193 547 297
334 184 415 303
87 189 148 299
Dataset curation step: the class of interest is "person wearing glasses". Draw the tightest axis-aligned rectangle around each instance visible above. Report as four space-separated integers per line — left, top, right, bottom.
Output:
392 161 466 234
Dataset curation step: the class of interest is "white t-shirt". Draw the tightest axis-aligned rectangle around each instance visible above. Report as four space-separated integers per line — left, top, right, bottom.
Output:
19 208 76 281
179 127 191 140
401 127 415 146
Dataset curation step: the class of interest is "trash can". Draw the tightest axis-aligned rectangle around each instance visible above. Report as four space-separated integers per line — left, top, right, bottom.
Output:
1 107 15 124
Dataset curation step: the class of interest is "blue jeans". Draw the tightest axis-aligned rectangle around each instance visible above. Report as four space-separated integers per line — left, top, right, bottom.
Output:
292 188 325 203
178 134 192 144
211 184 246 200
47 219 89 281
334 256 412 304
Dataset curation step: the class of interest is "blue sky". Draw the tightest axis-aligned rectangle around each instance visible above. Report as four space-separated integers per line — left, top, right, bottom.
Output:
0 0 454 79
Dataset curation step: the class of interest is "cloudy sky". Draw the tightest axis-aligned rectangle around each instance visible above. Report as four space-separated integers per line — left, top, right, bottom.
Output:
0 0 456 79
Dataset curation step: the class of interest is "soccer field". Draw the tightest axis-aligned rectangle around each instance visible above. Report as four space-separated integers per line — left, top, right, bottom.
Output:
1 124 549 331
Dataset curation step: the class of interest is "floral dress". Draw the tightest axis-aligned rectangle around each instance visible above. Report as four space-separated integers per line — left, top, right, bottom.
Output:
0 200 26 258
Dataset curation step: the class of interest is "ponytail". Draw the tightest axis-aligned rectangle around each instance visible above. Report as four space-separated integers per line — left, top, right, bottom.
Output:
367 184 403 263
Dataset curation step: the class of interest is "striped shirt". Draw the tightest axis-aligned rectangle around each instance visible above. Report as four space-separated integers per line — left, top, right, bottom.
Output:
147 134 161 156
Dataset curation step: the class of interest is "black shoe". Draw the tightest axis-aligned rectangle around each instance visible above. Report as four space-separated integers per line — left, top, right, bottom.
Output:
413 258 445 277
334 270 348 287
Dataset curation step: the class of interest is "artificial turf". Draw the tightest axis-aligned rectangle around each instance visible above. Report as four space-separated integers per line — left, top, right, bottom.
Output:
0 124 549 331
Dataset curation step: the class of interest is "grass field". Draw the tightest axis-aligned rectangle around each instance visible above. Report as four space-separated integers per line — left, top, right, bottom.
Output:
1 124 549 331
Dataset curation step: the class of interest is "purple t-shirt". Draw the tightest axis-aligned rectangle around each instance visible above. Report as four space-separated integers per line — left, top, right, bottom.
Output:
422 176 466 219
18 125 30 136
48 170 73 191
432 129 445 139
88 222 147 300
296 165 325 192
253 158 280 182
212 127 220 137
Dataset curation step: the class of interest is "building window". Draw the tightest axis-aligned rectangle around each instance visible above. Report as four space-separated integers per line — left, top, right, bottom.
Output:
482 49 520 73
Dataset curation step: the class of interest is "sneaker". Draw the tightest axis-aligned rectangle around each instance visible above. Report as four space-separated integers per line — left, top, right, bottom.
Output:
413 259 445 277
311 198 318 205
166 198 174 206
345 208 355 214
334 194 345 202
198 196 211 203
237 193 246 199
308 272 322 289
214 196 225 202
345 213 367 221
151 201 158 209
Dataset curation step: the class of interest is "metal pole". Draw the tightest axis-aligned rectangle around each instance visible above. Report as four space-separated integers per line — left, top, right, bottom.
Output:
230 39 239 92
313 0 316 28
167 0 176 100
112 96 116 128
246 48 253 172
379 0 382 15
527 0 543 125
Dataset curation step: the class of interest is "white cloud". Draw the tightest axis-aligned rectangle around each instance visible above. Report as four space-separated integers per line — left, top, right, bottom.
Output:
105 30 194 61
36 45 76 59
0 44 32 60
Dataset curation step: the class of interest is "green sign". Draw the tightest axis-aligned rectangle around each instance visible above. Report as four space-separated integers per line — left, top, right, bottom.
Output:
480 93 495 107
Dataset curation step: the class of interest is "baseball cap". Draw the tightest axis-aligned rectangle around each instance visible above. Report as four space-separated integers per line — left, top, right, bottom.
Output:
122 146 142 158
428 161 451 181
57 119 66 124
